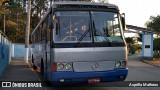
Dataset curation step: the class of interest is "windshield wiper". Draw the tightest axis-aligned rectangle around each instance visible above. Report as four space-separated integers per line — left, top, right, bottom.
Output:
95 29 110 42
73 28 91 47
93 21 112 46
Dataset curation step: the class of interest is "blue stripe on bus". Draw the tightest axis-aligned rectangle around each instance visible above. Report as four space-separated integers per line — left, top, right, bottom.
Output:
50 69 128 84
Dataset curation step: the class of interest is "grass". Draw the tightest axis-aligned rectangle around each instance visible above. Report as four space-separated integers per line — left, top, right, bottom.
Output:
153 58 160 61
152 55 160 63
152 59 160 65
153 55 160 60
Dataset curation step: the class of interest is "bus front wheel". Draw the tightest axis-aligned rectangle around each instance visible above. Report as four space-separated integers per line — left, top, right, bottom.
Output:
41 58 44 75
32 54 37 69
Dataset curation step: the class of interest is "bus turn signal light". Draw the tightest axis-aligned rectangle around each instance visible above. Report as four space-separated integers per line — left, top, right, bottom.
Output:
52 63 57 72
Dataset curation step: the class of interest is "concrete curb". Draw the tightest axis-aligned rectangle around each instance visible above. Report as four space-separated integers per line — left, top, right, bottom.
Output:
141 59 160 68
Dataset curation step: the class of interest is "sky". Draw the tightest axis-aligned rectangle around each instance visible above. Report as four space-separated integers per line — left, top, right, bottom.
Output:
109 0 160 27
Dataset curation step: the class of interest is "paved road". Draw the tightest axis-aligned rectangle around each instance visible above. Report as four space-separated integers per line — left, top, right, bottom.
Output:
1 55 160 90
45 54 160 90
126 55 160 81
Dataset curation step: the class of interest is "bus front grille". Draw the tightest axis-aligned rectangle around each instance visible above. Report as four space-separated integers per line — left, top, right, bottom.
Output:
73 61 115 72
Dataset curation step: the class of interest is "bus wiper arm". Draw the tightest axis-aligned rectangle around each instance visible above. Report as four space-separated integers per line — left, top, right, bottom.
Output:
92 20 112 46
73 28 91 47
95 29 113 46
95 29 110 41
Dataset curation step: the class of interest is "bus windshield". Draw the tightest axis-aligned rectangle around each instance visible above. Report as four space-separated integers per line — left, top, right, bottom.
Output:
91 11 124 43
54 11 124 44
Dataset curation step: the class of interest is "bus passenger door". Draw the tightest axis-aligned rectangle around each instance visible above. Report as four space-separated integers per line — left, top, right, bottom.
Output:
46 40 51 80
46 14 53 81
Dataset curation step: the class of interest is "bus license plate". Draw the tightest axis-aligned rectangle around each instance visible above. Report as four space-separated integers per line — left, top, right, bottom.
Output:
88 78 100 84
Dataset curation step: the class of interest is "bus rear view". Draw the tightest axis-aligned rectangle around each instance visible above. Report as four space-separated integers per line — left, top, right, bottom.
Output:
32 1 128 86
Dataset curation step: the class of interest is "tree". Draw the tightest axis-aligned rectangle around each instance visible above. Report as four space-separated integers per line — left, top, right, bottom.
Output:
137 33 142 42
125 37 134 44
145 15 160 36
0 0 97 43
125 37 140 54
0 0 9 6
154 38 160 51
0 0 27 43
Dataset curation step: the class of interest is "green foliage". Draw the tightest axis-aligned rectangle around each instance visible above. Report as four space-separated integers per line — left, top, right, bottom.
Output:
6 20 17 27
128 44 141 54
0 0 93 43
136 44 142 50
1 0 52 43
125 37 142 54
0 0 26 43
137 33 142 42
129 44 136 54
153 38 160 50
125 37 134 44
145 15 160 35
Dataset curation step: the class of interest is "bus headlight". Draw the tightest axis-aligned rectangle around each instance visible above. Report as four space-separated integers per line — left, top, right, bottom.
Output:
65 63 72 70
116 61 121 68
122 61 127 67
57 63 64 70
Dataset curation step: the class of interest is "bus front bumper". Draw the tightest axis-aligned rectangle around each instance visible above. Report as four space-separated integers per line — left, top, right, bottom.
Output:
51 68 128 85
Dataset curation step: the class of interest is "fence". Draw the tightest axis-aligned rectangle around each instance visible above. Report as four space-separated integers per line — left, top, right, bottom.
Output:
0 31 12 76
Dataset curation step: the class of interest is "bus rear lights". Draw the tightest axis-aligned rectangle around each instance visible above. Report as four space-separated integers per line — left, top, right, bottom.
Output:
115 61 121 68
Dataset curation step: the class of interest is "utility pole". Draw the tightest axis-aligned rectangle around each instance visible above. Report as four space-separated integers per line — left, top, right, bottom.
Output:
24 0 31 63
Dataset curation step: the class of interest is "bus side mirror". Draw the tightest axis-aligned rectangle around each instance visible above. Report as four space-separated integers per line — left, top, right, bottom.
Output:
121 13 126 31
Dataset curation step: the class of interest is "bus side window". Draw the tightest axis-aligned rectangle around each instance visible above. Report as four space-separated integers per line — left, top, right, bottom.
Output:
35 30 38 42
42 17 48 40
35 31 36 42
41 24 43 41
31 35 33 43
41 22 44 40
48 14 53 42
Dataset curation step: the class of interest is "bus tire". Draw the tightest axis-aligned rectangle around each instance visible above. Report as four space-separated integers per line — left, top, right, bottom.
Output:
32 55 37 69
32 54 34 63
41 58 44 75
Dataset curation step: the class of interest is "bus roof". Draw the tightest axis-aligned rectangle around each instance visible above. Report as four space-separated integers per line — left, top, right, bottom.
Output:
52 1 119 10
